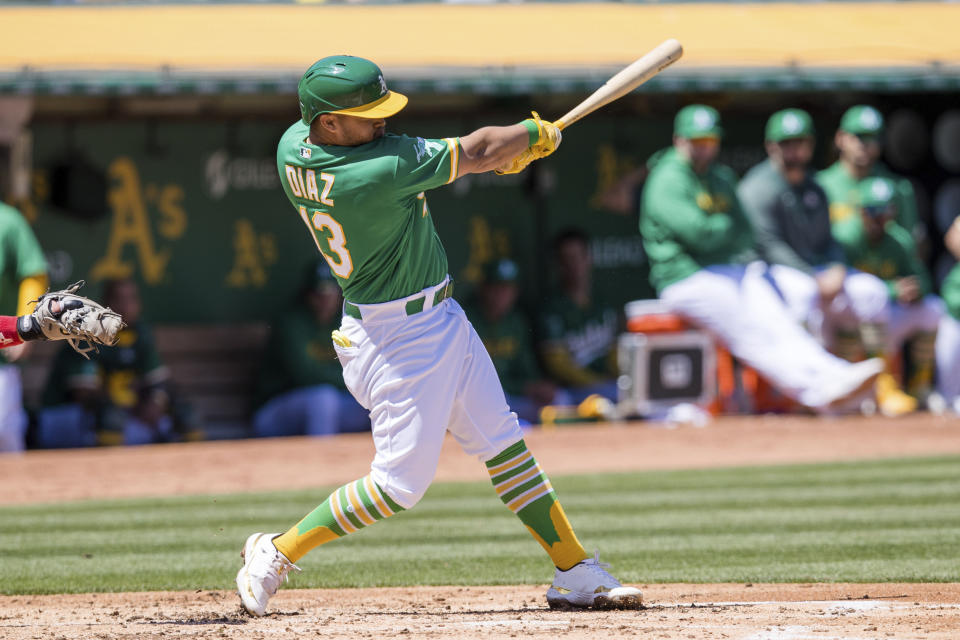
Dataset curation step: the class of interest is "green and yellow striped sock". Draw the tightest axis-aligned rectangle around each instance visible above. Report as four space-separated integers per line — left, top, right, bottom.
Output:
486 440 588 571
273 475 404 563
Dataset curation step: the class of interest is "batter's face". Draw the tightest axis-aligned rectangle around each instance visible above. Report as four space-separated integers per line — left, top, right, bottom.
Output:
312 114 386 146
836 131 881 169
675 136 720 174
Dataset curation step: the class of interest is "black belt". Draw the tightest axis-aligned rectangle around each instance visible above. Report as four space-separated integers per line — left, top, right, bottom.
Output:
343 280 454 320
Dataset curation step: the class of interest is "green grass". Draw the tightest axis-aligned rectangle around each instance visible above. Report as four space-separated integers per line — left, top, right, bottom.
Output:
2 455 960 594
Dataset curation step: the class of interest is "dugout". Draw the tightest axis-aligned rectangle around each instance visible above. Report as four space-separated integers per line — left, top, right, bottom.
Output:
1 2 959 324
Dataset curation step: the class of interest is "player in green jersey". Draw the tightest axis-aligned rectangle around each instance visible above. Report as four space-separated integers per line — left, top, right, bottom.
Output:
0 201 48 452
236 55 641 616
816 105 924 246
834 177 944 410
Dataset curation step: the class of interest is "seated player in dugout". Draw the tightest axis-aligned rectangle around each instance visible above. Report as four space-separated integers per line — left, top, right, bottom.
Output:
235 55 642 617
640 105 885 413
37 278 197 448
461 257 560 425
538 229 620 408
816 105 926 251
252 258 368 437
737 109 913 417
833 177 945 412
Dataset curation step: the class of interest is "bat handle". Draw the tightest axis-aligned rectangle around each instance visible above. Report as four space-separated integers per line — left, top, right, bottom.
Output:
554 118 568 131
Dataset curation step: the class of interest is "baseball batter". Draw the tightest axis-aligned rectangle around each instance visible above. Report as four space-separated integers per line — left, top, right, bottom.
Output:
640 105 884 412
235 55 641 616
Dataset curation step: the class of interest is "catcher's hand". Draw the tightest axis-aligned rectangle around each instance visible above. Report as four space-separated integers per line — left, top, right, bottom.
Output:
495 112 562 175
20 280 125 358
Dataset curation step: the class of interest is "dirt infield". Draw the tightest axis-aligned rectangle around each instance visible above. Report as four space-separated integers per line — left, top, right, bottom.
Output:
3 414 960 639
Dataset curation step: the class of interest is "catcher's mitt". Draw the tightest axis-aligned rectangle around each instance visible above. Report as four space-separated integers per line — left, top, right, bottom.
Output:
18 280 125 358
495 112 563 175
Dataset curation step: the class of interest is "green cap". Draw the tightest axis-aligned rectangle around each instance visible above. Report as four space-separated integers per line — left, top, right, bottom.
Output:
482 258 520 284
858 176 897 215
674 105 723 139
765 108 814 142
840 105 884 136
298 55 408 125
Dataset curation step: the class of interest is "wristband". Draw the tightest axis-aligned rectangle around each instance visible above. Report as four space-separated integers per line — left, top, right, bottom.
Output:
520 119 540 147
0 315 24 347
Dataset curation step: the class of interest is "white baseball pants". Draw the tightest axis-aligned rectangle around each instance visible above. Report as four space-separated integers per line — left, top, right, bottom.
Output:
0 364 27 452
935 312 960 410
765 264 890 337
888 295 944 351
660 262 859 409
333 278 523 509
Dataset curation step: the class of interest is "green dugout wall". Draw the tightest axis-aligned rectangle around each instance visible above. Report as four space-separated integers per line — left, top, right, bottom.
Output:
10 88 960 324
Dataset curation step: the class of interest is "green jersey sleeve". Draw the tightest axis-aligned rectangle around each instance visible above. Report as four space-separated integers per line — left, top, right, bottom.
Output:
942 263 960 320
391 135 460 197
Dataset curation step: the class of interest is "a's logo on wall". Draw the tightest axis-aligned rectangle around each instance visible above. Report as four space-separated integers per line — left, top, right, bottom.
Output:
204 150 279 200
90 157 187 285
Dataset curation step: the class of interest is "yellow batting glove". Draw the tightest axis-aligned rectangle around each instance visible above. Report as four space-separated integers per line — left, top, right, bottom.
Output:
495 111 562 175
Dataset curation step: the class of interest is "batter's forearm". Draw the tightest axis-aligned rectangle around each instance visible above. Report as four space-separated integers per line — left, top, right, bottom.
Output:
457 124 532 176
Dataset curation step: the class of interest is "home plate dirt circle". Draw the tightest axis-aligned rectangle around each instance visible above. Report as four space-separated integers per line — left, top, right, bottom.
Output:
1 584 958 639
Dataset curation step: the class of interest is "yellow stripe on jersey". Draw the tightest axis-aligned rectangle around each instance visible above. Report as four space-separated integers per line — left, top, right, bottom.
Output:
445 138 459 184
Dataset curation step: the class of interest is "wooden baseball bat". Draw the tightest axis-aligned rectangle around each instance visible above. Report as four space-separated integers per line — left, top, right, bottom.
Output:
554 39 683 131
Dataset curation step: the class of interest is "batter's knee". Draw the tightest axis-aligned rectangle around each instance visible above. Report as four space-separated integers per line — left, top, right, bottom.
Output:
369 467 430 510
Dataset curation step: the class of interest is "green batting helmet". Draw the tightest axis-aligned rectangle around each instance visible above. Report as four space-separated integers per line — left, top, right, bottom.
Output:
297 55 408 125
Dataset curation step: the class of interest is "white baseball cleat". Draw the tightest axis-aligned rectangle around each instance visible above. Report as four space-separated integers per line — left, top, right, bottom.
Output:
546 552 642 610
236 532 300 616
821 357 885 409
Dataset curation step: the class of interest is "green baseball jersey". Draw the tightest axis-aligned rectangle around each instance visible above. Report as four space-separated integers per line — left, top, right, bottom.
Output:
942 263 960 321
640 148 755 293
538 293 619 382
737 159 843 275
277 122 459 304
815 161 920 240
0 202 47 315
833 217 930 300
254 303 347 408
462 302 541 396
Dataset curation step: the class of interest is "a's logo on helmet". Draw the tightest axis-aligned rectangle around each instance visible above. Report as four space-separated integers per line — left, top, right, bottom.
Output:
861 107 881 129
378 75 388 95
693 108 715 129
782 112 802 134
